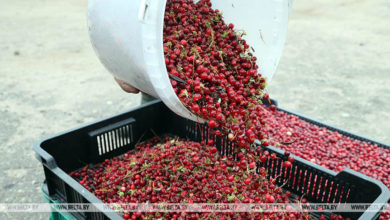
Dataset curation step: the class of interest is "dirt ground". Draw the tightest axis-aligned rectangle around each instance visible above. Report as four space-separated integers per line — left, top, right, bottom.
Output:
0 0 389 219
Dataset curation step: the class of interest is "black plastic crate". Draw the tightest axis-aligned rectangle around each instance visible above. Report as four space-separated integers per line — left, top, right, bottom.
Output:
34 100 390 220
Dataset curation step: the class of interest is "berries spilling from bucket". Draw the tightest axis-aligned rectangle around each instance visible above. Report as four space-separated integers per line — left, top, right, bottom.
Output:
70 0 389 219
164 0 270 150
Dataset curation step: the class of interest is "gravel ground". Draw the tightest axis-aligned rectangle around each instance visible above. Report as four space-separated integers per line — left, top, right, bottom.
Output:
0 0 389 219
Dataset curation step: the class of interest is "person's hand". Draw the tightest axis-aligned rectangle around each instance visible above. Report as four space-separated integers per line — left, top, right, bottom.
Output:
114 77 140 94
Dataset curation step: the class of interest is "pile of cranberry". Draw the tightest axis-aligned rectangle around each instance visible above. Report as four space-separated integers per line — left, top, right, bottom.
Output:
71 137 324 220
261 105 390 220
70 0 389 219
164 0 270 150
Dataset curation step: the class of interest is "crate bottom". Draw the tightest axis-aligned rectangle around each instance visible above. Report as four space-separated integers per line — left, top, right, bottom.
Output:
41 183 77 220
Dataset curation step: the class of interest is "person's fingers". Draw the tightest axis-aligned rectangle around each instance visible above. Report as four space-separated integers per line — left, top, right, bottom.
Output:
114 77 140 94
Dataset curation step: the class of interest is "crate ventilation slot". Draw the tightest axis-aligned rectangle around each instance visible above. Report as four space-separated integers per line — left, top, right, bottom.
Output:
89 118 136 156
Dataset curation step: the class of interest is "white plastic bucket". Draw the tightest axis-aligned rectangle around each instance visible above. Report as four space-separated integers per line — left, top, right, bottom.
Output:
87 0 292 122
